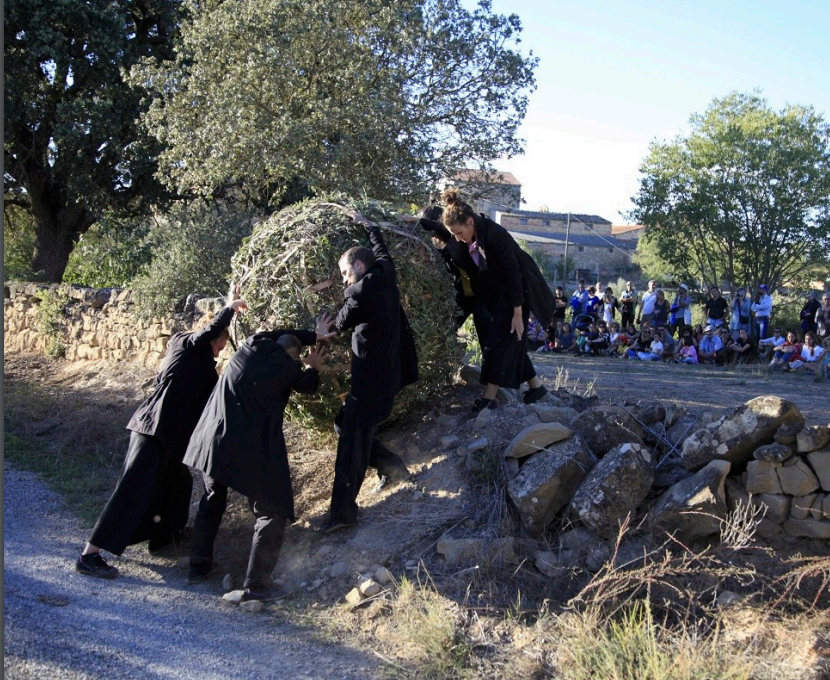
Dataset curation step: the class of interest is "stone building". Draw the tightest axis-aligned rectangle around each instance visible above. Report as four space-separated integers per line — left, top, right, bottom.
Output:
452 169 522 221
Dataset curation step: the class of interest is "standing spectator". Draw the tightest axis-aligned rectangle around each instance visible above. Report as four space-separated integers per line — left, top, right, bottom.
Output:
637 280 658 328
729 288 752 339
788 331 824 373
553 286 568 324
816 292 830 341
769 331 801 368
751 284 773 340
601 287 619 326
651 290 670 328
571 279 590 319
585 286 602 320
75 289 248 579
727 328 756 364
698 325 724 365
800 291 821 336
677 336 699 364
821 338 830 378
670 284 692 336
704 287 729 329
620 281 638 329
758 327 787 362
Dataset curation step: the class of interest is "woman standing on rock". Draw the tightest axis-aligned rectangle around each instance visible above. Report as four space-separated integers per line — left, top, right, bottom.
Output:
439 188 554 412
74 287 248 579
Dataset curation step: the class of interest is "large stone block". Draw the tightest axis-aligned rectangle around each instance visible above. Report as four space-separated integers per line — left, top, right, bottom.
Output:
776 456 820 496
810 494 825 521
745 460 783 495
753 443 793 464
754 493 791 524
570 405 644 458
504 422 573 459
783 518 830 540
681 396 804 471
570 443 654 536
507 434 597 535
806 448 830 491
790 494 818 520
651 460 731 541
796 426 830 454
529 403 577 424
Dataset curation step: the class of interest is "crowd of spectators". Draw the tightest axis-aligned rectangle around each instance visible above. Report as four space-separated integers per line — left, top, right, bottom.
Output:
526 281 830 378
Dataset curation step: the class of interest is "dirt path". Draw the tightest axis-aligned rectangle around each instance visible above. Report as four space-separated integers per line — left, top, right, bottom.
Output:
3 462 380 680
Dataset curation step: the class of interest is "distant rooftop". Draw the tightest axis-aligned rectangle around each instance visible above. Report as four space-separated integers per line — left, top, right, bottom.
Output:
611 224 646 235
499 208 612 226
509 230 635 250
454 169 522 186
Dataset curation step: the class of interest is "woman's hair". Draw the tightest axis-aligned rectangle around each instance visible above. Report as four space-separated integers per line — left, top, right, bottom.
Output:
804 331 816 343
193 309 231 344
441 188 476 226
418 204 443 222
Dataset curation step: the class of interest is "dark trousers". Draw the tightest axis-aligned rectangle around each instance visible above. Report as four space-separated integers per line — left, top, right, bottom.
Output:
88 432 192 555
330 397 387 524
190 474 287 591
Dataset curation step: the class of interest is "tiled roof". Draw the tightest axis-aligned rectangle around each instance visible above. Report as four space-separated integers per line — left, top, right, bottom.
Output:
499 209 611 225
508 230 636 250
454 169 522 186
611 224 646 235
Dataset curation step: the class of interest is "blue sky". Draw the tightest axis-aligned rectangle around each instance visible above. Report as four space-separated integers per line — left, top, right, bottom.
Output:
477 0 830 223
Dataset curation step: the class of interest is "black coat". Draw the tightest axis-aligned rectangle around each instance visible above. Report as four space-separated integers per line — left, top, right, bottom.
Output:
127 306 234 460
183 330 319 519
335 227 418 428
447 214 556 327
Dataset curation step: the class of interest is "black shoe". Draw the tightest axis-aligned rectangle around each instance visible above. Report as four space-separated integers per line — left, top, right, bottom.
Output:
186 560 219 584
523 385 548 404
76 553 119 579
241 585 292 603
471 398 497 413
318 517 357 535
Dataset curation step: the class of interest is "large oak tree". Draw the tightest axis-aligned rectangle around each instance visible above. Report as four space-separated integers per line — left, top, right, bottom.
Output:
4 0 178 282
630 92 830 292
132 0 537 203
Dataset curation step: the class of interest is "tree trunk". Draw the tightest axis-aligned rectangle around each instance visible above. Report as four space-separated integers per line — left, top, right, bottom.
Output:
28 191 94 283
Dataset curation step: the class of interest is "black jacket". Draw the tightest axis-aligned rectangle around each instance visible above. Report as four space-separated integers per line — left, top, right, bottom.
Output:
182 329 319 518
447 214 556 327
127 306 234 460
335 227 418 428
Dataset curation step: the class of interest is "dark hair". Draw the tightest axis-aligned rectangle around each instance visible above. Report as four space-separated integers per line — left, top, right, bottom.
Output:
441 188 476 226
277 334 302 355
418 204 443 222
340 246 375 269
684 336 694 346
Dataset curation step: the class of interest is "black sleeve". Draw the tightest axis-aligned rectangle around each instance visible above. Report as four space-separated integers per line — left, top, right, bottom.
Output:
488 226 524 308
256 329 318 345
290 367 320 394
366 226 392 265
185 306 235 351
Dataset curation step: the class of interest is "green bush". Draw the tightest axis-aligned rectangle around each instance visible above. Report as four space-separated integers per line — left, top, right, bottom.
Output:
131 201 255 317
3 199 37 280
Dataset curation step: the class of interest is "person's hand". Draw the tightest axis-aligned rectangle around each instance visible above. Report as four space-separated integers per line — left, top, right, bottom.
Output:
315 313 336 340
348 210 373 228
303 344 327 371
230 298 248 314
431 236 446 250
511 310 524 340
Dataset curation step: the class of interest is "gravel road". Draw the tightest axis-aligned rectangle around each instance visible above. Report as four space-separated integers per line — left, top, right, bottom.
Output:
3 462 379 680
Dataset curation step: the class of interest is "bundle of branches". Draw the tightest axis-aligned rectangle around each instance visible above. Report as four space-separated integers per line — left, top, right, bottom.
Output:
230 196 461 431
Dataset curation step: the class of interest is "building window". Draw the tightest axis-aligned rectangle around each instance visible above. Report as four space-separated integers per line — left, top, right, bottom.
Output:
543 220 550 226
558 253 564 258
519 218 528 225
578 246 585 252
608 248 614 253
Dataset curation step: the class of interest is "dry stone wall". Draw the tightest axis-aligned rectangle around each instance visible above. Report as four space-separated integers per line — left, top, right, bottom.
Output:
3 282 218 371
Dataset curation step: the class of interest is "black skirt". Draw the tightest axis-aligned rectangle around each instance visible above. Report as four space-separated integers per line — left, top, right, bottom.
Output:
480 296 537 389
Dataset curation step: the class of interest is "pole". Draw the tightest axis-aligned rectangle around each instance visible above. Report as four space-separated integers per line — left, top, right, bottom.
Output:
563 212 571 286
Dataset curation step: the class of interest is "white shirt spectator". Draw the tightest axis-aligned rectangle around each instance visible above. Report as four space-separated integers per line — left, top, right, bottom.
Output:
641 290 658 316
758 333 786 348
751 294 772 317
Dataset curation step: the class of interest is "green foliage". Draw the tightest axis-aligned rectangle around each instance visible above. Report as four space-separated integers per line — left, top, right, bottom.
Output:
35 286 69 358
3 197 37 280
131 201 255 317
633 235 675 283
630 92 830 292
133 0 537 203
4 0 179 281
63 215 153 288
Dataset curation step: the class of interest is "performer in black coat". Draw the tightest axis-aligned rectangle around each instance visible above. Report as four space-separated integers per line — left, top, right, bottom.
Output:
183 318 334 600
440 188 554 412
417 205 492 341
75 289 247 579
320 213 419 533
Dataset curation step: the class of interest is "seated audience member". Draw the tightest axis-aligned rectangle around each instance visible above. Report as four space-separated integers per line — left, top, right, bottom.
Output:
586 320 610 355
704 287 729 329
698 325 724 365
656 325 676 361
606 322 622 356
788 331 825 373
651 290 670 328
679 326 695 348
717 327 734 356
553 323 576 353
637 332 664 361
693 324 705 347
727 328 755 364
822 338 830 378
626 327 653 359
758 327 786 361
769 331 801 368
677 336 699 364
526 314 546 350
576 323 593 353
